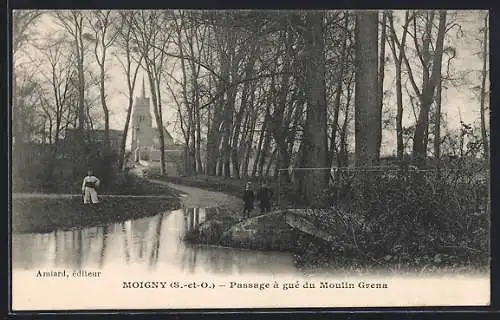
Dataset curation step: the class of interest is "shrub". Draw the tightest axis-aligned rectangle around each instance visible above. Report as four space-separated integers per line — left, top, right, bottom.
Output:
299 168 489 271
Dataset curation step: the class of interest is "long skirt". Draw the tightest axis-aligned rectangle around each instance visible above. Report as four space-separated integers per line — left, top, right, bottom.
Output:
83 187 100 204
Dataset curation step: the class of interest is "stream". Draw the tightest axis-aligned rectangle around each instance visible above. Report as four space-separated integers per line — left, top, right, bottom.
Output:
12 207 301 276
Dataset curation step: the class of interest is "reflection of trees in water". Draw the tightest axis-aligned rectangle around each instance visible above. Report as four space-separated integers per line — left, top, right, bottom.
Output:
98 225 109 268
178 241 195 273
121 222 130 263
148 213 164 269
13 209 296 275
120 214 166 267
53 227 101 269
14 213 171 270
12 232 52 268
183 208 207 234
75 229 83 268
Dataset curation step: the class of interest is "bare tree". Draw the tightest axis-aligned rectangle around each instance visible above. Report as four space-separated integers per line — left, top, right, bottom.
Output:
327 11 350 167
387 10 412 162
87 10 119 149
36 37 78 144
12 10 43 55
54 11 89 145
12 11 43 148
129 10 173 176
413 11 447 166
376 11 387 159
114 11 144 170
399 10 447 167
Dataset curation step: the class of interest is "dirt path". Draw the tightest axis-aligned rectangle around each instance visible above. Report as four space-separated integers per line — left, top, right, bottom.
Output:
148 179 243 212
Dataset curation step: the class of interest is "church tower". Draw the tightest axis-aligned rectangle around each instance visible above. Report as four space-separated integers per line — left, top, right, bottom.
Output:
131 77 153 161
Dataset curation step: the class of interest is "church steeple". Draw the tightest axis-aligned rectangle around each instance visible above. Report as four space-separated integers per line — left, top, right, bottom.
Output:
141 76 146 98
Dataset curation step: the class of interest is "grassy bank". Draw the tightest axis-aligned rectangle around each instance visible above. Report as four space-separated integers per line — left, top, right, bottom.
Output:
12 177 181 233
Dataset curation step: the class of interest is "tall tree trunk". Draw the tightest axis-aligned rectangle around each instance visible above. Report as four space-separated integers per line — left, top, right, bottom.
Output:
388 10 410 162
299 12 329 205
242 107 257 179
329 12 349 166
99 64 110 150
206 98 222 176
120 96 134 170
355 11 380 203
434 76 442 178
195 99 203 173
354 11 380 167
395 61 404 160
480 13 489 160
147 72 166 175
76 19 86 134
118 59 141 170
338 80 352 168
252 124 266 177
222 90 235 178
376 11 387 159
156 81 167 176
258 126 272 178
412 11 447 167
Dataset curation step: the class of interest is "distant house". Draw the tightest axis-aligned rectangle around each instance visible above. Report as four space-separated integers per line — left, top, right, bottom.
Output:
64 128 123 155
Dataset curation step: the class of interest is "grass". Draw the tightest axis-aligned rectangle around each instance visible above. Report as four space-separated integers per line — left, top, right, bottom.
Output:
12 178 181 233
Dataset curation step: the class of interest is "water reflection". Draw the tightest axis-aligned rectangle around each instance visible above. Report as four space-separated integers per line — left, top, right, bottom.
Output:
12 208 298 276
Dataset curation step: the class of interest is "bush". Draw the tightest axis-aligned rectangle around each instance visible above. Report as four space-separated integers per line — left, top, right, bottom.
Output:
298 169 489 272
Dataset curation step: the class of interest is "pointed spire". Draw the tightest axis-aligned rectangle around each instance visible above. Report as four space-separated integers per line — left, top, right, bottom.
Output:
141 76 146 98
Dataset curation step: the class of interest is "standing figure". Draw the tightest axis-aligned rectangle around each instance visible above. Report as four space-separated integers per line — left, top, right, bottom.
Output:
82 169 100 205
257 182 273 214
242 182 255 218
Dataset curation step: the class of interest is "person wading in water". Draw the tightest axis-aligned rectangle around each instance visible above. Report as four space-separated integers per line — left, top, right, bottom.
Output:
82 169 101 205
242 182 255 219
257 182 273 214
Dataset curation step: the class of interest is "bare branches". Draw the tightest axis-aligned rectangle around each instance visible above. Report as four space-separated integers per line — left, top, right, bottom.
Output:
12 10 44 54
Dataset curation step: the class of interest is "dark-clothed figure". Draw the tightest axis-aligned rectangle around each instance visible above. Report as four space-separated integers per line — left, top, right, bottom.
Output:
242 182 254 218
257 183 273 213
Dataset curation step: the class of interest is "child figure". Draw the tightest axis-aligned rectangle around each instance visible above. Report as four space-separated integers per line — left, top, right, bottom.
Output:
82 169 100 204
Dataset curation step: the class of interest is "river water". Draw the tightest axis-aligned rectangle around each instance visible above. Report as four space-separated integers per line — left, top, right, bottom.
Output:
11 207 490 309
12 208 300 276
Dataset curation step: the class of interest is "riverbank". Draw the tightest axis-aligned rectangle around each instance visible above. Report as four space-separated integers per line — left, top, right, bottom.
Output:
147 179 245 245
148 174 490 274
12 177 181 234
147 179 295 252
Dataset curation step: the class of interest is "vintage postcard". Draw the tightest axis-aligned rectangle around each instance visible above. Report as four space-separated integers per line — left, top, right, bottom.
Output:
10 9 490 311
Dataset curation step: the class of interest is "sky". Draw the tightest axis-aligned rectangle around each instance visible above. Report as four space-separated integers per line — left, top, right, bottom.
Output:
14 10 489 154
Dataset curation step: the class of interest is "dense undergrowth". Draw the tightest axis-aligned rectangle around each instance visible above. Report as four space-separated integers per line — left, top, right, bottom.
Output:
297 170 489 273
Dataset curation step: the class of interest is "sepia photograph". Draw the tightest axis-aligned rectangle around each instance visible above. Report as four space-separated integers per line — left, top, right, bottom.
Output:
10 9 490 310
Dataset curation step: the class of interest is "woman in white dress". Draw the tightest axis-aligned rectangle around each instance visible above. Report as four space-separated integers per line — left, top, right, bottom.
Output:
81 169 101 204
